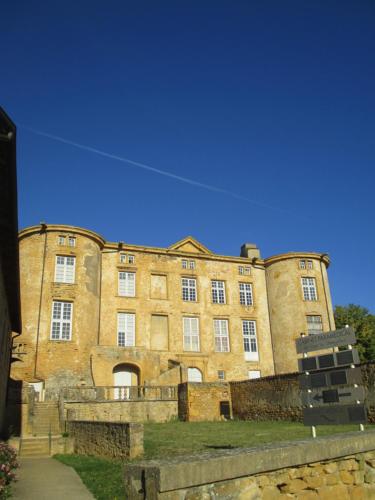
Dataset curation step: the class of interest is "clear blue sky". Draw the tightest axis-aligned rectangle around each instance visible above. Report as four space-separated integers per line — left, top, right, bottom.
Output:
2 1 374 312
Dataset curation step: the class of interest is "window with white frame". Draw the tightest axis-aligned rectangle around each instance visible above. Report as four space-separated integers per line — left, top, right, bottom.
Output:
239 282 253 306
212 280 226 304
50 301 73 340
55 256 75 283
238 266 244 275
307 315 323 335
307 260 313 269
244 267 251 275
189 260 195 270
182 259 188 269
119 254 127 264
182 278 197 301
299 260 306 269
118 272 136 297
214 319 230 352
218 370 225 380
301 277 317 301
183 317 200 351
128 255 135 264
117 312 135 346
242 320 258 361
68 237 76 247
58 236 65 245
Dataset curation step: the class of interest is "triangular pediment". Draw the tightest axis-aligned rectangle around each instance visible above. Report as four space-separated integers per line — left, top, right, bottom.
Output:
168 236 212 255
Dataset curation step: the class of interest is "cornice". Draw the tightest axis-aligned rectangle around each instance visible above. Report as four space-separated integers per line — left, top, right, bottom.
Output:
264 252 330 268
19 224 106 248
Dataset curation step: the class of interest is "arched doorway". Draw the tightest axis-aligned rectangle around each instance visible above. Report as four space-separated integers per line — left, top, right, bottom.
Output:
113 363 140 400
187 367 203 382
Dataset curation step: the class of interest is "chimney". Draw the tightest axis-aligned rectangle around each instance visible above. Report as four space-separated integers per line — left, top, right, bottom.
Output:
240 243 260 259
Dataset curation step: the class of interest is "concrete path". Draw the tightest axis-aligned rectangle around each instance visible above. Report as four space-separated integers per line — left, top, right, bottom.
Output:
12 458 95 500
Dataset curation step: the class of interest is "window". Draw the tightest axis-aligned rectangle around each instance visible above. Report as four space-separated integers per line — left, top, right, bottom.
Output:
239 283 253 306
51 301 72 340
218 370 225 380
128 255 135 264
307 260 313 269
244 267 251 275
58 236 65 245
214 319 230 352
301 277 317 301
189 260 196 270
307 315 323 335
248 370 261 379
238 266 244 275
212 280 226 304
119 254 126 264
117 313 135 346
182 278 197 301
182 259 188 269
183 317 200 351
299 260 306 269
187 367 202 382
242 320 258 361
118 272 136 297
55 256 75 283
68 237 76 247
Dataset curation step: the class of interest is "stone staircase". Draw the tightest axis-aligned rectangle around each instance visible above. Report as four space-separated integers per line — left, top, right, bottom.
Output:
18 436 51 457
11 402 63 457
31 402 61 435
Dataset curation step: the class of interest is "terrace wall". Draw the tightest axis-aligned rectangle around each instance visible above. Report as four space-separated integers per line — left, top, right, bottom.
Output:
68 420 143 459
124 431 375 498
230 361 375 423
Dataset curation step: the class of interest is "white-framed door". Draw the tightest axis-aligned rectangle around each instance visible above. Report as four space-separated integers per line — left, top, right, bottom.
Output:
114 370 132 400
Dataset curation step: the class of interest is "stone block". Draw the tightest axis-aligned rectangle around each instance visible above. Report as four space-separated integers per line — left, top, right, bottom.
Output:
280 479 308 493
364 464 375 484
255 474 270 487
325 473 339 486
261 486 281 499
348 485 367 500
295 491 320 500
323 462 338 474
316 484 350 500
353 470 365 485
304 474 324 489
340 470 354 485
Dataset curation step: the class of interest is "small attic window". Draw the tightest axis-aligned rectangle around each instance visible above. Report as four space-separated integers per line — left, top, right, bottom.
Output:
58 236 65 246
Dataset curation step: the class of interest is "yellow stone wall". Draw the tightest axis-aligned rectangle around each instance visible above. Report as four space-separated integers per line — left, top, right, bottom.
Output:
265 253 335 374
11 224 335 394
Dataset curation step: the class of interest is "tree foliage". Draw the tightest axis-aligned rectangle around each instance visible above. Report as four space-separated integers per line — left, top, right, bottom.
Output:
334 304 375 362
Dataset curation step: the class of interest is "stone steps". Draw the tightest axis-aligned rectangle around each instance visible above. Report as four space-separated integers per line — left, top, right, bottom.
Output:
19 437 51 457
31 402 61 435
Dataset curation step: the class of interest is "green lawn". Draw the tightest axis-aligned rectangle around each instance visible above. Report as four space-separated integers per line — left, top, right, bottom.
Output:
55 420 372 499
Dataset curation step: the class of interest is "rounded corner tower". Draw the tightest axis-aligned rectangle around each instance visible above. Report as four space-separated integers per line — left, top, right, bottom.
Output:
13 223 105 398
265 252 335 374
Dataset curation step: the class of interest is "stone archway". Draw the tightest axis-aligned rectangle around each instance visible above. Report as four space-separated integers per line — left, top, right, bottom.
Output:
112 363 140 400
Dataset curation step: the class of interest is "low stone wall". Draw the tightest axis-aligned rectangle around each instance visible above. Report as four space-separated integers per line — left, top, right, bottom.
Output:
230 372 301 421
178 382 232 422
230 361 375 422
68 421 143 459
64 400 177 423
124 430 375 498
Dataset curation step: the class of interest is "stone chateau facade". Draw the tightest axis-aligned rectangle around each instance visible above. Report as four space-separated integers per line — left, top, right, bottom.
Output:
11 223 335 399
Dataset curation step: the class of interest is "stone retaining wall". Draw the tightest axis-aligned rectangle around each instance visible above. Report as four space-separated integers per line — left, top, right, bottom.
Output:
124 431 375 498
68 421 143 459
178 382 232 422
230 361 375 422
64 400 177 423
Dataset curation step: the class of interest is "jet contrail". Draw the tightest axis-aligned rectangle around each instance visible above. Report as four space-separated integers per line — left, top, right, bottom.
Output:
21 125 299 216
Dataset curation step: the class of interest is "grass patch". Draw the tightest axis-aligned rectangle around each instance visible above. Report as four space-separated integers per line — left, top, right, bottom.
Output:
143 420 365 459
54 454 123 500
55 420 373 498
